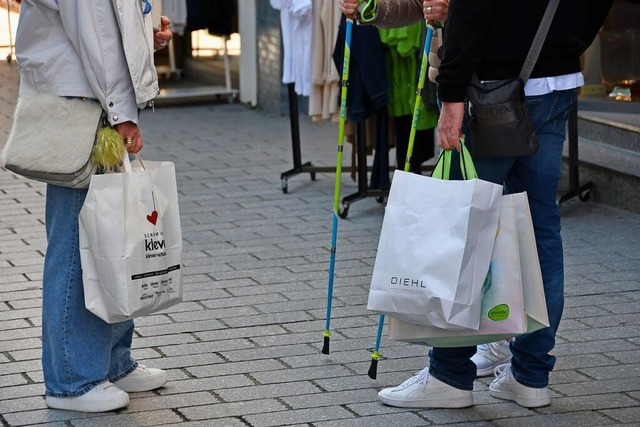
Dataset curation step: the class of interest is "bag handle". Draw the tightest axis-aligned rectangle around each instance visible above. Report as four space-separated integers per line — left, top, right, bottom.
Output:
121 153 147 174
432 139 478 181
121 153 158 215
519 0 560 83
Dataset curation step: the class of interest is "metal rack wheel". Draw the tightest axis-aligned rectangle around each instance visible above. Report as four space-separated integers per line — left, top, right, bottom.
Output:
338 205 350 219
281 178 288 194
579 188 591 202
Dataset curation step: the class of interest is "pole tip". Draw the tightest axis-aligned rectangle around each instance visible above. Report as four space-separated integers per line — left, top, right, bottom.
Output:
321 336 330 355
368 358 378 379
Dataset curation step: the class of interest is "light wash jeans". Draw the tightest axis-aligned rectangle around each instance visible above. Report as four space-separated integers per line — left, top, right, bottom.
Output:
42 184 137 397
429 88 577 390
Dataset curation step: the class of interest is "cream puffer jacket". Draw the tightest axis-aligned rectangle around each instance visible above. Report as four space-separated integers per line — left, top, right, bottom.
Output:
15 0 160 126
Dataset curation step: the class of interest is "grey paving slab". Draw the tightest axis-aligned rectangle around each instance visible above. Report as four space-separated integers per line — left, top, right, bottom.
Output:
2 59 640 427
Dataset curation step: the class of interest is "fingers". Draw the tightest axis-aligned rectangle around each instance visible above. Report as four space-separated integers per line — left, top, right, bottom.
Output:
424 0 448 22
339 0 359 15
116 122 144 154
154 16 173 50
123 135 143 154
154 32 171 50
155 37 170 50
437 102 465 152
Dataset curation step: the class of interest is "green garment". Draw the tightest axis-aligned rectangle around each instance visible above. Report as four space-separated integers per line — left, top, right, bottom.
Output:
379 23 438 130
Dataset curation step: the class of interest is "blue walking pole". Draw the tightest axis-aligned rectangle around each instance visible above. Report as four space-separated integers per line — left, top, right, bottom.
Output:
323 14 354 355
368 23 434 379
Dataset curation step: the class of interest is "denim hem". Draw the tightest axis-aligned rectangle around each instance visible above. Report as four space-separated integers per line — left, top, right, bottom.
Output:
45 379 108 398
429 369 474 391
109 361 138 383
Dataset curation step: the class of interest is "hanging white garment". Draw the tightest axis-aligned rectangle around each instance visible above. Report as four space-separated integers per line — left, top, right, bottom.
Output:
162 0 187 36
270 0 312 96
309 0 341 122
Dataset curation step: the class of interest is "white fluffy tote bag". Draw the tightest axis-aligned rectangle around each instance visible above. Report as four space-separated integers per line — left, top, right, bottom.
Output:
1 93 103 188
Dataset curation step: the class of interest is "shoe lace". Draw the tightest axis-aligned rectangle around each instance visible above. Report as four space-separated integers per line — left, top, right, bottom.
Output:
96 382 117 392
493 363 511 379
396 367 430 389
478 340 510 363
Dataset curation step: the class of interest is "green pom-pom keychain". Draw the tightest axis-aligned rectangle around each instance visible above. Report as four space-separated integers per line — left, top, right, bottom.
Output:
92 125 126 171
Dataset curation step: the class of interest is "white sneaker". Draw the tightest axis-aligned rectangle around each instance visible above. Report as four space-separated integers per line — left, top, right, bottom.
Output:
378 367 473 408
472 340 512 377
113 365 167 392
45 382 129 412
489 363 550 408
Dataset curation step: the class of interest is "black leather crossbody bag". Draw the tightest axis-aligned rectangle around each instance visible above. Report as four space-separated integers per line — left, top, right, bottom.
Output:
466 0 559 158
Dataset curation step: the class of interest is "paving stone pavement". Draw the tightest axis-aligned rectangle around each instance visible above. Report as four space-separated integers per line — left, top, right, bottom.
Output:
1 60 640 426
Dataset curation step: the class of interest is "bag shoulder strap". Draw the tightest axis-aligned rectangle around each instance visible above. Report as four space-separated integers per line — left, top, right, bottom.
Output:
519 0 560 83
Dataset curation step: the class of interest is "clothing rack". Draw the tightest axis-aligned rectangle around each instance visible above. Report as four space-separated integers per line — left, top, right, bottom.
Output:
559 103 592 204
155 39 182 80
2 0 16 63
280 83 335 194
155 34 238 104
338 121 388 218
280 83 389 218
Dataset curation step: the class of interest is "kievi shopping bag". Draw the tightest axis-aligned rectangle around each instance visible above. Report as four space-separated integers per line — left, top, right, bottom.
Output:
79 155 183 323
387 191 550 347
367 145 503 330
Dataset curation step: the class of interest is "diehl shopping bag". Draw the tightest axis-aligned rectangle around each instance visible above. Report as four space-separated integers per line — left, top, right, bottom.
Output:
388 192 549 347
367 147 503 330
79 156 183 323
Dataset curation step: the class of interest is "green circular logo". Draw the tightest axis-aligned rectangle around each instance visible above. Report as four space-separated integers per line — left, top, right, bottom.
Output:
488 304 510 321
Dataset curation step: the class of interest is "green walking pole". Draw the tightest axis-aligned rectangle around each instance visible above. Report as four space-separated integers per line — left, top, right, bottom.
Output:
368 23 434 379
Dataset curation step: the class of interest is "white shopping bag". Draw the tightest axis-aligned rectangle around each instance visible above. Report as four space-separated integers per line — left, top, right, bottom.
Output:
79 156 183 323
367 148 503 330
513 191 549 332
388 192 549 346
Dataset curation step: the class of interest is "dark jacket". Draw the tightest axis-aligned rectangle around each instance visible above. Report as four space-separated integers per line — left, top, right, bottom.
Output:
436 0 613 102
333 15 388 122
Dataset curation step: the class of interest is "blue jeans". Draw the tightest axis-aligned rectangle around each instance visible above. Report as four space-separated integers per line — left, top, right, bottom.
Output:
429 89 577 390
42 184 137 397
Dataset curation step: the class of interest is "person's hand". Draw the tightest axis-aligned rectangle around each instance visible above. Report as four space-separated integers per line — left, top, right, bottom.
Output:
424 0 449 22
115 121 143 154
339 0 361 16
154 16 173 51
437 102 465 151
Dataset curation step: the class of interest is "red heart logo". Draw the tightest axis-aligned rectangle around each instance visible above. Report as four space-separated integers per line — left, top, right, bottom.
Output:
146 210 158 225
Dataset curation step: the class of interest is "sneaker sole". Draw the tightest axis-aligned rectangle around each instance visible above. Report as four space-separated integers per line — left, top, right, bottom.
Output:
378 393 474 409
488 387 550 408
114 372 168 393
46 394 129 412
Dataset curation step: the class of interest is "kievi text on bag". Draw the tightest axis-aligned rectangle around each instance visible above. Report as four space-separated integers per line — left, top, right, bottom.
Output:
134 210 179 302
145 231 166 258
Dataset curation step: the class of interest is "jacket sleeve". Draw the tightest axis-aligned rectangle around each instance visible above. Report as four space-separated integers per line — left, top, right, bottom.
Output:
579 0 613 51
56 0 139 125
366 0 424 28
436 0 496 102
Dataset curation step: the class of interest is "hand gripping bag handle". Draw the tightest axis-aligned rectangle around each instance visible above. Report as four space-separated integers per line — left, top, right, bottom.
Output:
432 139 478 181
